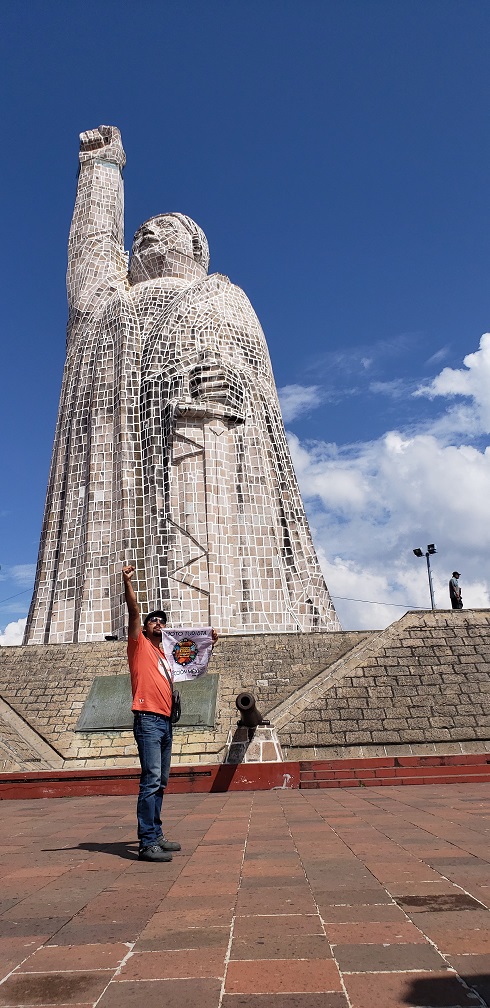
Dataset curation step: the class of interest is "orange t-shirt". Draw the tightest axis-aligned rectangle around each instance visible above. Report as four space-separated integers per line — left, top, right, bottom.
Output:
127 631 173 716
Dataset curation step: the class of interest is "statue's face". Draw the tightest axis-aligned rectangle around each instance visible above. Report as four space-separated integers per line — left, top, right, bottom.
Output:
129 214 208 283
133 216 191 262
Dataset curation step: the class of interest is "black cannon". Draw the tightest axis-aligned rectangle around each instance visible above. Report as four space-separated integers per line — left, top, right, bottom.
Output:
235 691 270 728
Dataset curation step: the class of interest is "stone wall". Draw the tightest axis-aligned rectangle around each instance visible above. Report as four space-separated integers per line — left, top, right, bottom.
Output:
277 610 490 760
0 630 366 769
0 611 488 771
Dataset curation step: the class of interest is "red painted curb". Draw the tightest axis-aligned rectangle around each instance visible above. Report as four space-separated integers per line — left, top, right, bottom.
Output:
0 754 488 799
0 762 300 800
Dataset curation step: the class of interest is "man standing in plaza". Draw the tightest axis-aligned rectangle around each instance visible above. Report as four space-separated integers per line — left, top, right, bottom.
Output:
123 564 185 862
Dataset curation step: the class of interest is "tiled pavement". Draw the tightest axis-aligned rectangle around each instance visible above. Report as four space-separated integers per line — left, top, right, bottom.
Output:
0 784 489 1007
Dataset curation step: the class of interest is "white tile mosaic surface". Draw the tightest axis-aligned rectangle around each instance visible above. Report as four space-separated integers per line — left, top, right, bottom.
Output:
24 126 340 643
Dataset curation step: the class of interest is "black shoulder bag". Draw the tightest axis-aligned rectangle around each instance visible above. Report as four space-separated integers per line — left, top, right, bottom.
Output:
171 688 181 724
163 663 181 724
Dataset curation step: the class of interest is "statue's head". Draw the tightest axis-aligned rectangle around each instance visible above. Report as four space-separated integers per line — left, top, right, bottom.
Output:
129 213 209 284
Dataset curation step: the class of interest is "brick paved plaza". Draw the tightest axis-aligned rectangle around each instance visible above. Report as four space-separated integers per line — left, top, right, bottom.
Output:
0 784 489 1007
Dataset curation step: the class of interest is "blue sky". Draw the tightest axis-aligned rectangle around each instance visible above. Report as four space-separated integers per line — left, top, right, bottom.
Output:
2 0 490 638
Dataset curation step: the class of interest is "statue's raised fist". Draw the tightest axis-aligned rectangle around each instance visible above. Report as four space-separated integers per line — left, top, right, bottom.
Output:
79 126 125 168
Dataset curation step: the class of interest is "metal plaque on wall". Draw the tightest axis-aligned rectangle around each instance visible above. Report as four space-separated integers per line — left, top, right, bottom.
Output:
76 673 219 731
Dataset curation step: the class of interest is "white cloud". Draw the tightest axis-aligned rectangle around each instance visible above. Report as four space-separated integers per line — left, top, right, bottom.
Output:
0 618 26 646
424 345 450 367
369 379 414 399
287 337 490 630
288 433 369 511
0 564 36 586
416 332 490 433
9 565 36 586
278 384 322 423
311 332 419 379
315 550 414 630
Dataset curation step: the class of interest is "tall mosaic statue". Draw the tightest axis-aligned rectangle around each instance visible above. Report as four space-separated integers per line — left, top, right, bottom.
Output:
25 126 340 643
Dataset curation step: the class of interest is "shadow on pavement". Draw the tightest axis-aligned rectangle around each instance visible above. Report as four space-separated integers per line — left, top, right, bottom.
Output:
210 763 241 791
43 842 139 860
403 973 490 1006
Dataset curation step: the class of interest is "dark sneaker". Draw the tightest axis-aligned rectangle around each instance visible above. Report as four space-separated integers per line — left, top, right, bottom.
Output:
139 844 173 862
157 837 182 852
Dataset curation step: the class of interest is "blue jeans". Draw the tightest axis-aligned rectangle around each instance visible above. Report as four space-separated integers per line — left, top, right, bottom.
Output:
133 712 173 850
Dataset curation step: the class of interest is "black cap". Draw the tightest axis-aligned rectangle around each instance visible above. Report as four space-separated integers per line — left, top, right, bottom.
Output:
144 609 167 627
452 571 461 578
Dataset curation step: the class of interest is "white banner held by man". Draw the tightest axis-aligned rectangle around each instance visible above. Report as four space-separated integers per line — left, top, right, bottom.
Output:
161 628 214 681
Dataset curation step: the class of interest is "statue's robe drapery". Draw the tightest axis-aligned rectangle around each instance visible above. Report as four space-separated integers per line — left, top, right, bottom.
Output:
131 273 340 632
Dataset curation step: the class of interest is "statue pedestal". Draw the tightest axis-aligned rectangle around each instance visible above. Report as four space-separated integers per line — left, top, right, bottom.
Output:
224 724 283 764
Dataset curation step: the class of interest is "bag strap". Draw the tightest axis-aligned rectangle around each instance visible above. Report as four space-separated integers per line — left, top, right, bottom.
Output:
160 657 174 688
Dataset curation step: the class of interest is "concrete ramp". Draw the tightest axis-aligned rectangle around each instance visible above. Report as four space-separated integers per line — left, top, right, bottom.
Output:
0 697 63 771
264 609 490 761
268 623 393 731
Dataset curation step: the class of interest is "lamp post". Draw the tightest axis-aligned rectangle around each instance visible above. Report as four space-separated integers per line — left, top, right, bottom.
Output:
413 544 437 610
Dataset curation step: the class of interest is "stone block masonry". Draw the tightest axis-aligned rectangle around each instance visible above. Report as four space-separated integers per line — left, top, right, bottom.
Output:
277 609 490 760
0 630 364 770
0 610 488 770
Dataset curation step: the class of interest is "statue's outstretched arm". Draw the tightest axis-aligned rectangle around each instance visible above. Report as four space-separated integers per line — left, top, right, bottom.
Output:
67 126 127 327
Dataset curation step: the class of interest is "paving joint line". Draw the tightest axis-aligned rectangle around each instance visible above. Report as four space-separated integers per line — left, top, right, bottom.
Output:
277 791 354 1008
217 789 254 1007
303 788 490 1006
